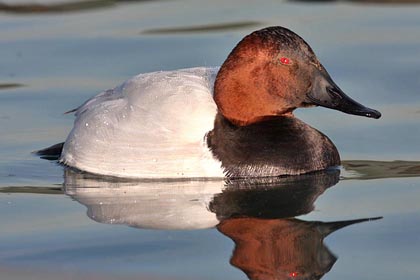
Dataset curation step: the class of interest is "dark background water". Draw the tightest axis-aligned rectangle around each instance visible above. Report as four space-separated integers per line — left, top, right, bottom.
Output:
1 0 420 279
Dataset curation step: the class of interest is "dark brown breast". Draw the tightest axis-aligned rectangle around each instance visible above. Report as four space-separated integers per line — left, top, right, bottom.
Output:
206 114 340 178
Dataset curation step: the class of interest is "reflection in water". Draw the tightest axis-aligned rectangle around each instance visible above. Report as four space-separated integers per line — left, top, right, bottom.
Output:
342 160 420 180
64 169 224 230
64 168 339 229
0 0 146 14
0 83 24 90
142 21 262 34
209 170 339 220
63 168 380 279
0 186 62 194
219 217 380 280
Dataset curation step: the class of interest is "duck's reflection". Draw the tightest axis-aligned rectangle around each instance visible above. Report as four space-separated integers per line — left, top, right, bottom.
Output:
219 217 379 280
64 168 380 280
209 171 338 220
64 169 225 230
64 169 338 229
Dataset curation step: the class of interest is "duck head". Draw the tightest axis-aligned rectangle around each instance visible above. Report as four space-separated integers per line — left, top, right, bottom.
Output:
214 26 381 126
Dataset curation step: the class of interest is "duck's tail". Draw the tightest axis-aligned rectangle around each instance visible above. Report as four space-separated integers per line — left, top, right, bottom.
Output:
34 142 64 160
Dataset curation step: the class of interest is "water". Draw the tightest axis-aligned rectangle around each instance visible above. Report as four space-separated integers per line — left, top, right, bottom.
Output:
1 1 420 279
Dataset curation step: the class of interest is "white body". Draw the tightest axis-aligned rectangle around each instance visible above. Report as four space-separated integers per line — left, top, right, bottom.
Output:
60 67 224 179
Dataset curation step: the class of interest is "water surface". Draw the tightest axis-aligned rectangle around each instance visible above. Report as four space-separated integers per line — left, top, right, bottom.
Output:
1 1 420 279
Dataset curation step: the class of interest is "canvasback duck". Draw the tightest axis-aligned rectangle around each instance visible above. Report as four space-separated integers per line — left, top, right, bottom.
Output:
52 26 381 179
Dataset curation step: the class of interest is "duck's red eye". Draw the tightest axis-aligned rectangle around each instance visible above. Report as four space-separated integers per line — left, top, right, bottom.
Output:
280 57 290 65
289 272 298 277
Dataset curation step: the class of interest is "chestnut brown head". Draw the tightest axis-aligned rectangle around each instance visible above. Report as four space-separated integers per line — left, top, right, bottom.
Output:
214 26 381 126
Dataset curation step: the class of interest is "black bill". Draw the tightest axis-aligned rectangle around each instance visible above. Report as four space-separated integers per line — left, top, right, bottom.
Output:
307 66 381 119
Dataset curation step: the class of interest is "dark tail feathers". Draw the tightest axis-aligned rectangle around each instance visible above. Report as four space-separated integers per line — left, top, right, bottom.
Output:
34 142 64 160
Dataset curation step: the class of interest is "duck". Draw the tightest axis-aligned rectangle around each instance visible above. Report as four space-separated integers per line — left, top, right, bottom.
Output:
40 26 381 179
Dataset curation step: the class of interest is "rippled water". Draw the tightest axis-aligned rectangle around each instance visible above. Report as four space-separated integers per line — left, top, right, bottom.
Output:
1 1 420 279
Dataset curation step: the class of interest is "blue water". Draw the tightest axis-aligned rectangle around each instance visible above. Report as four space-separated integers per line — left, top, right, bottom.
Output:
1 1 420 279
